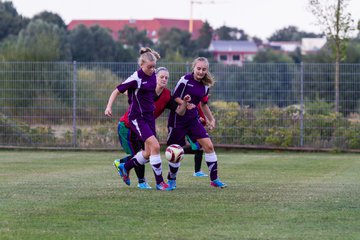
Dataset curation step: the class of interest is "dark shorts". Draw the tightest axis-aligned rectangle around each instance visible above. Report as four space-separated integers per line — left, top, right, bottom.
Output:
129 116 156 142
118 121 143 155
167 118 209 147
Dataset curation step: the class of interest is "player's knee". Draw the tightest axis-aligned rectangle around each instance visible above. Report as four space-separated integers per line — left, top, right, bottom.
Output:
150 142 160 154
203 142 214 153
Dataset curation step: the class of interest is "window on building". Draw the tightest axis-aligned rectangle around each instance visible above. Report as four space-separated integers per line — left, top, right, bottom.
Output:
220 55 227 61
232 55 240 61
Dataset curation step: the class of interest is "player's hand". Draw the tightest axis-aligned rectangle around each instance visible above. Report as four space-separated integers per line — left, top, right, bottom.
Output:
183 94 191 102
104 107 112 117
186 103 196 110
207 119 216 130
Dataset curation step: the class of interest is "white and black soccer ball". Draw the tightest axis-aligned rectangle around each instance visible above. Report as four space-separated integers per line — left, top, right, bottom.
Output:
165 144 184 163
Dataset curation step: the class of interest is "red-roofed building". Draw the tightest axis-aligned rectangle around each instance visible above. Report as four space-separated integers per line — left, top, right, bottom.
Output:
67 18 204 42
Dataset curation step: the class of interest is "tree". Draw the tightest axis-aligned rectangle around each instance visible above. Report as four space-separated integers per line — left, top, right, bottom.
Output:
253 49 294 63
1 19 70 61
268 25 322 41
308 0 355 112
68 24 120 61
118 26 153 50
0 20 72 109
215 26 249 41
195 21 213 49
32 11 67 30
113 42 136 62
68 25 96 61
156 27 196 60
344 39 360 63
90 25 118 61
252 36 263 46
0 0 29 41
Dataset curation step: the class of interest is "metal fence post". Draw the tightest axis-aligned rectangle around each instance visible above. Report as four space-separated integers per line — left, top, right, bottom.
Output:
72 61 77 147
300 62 304 147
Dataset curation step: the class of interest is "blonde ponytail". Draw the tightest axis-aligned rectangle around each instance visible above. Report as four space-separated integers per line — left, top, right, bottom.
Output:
138 47 160 66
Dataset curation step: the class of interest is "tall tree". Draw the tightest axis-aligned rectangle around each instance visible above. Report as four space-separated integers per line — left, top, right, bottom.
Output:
308 0 355 112
68 25 96 61
32 11 67 30
118 26 153 50
215 26 249 41
68 24 119 61
1 19 70 61
90 25 117 61
156 27 195 60
0 0 29 41
196 21 213 49
268 25 322 41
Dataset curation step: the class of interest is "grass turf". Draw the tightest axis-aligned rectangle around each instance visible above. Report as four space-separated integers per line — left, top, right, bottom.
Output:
0 150 359 240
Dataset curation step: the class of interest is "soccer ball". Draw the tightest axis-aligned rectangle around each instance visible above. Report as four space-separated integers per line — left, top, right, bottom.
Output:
165 144 184 163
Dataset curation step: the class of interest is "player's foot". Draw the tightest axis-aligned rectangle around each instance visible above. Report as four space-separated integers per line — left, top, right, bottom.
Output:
113 159 122 177
193 171 208 177
168 179 177 190
114 161 130 186
137 182 152 189
210 178 227 188
156 181 173 191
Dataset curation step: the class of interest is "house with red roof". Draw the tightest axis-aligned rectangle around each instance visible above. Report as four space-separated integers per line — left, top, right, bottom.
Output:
67 18 204 42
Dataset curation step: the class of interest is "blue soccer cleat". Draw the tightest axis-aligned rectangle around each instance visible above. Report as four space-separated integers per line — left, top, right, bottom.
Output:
193 171 208 177
156 181 173 191
137 182 152 189
114 160 130 186
113 159 121 176
210 178 227 188
168 179 177 190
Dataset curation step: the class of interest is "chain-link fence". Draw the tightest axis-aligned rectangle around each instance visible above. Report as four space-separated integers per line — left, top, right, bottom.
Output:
1 61 360 150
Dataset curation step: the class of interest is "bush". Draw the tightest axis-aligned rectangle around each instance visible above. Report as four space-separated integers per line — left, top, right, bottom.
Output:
209 101 360 149
0 113 56 146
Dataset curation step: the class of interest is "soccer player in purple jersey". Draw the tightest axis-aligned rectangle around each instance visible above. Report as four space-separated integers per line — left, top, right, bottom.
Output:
105 48 172 191
167 57 227 189
112 67 190 190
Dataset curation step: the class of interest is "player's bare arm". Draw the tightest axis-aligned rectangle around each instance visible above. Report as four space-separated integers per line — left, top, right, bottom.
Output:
104 88 121 117
200 102 215 130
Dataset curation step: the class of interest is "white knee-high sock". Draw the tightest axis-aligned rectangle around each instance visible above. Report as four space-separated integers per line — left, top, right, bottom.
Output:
205 152 218 181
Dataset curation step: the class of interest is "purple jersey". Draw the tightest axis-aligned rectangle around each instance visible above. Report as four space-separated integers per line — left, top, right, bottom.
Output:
168 73 209 128
117 69 156 121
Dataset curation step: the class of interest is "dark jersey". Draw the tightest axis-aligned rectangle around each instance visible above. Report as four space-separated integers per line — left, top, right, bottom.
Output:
168 73 209 128
117 69 156 122
120 87 177 127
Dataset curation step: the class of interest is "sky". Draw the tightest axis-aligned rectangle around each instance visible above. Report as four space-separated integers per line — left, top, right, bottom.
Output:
9 0 360 40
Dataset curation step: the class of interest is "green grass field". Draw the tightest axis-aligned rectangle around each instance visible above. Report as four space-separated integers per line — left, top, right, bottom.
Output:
0 150 359 240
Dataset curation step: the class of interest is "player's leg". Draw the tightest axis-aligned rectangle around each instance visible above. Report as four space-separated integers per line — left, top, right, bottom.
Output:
197 137 227 188
114 121 135 184
127 129 151 189
116 121 133 164
193 150 206 176
185 135 207 177
115 121 150 188
122 118 171 190
166 126 187 189
188 121 227 188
